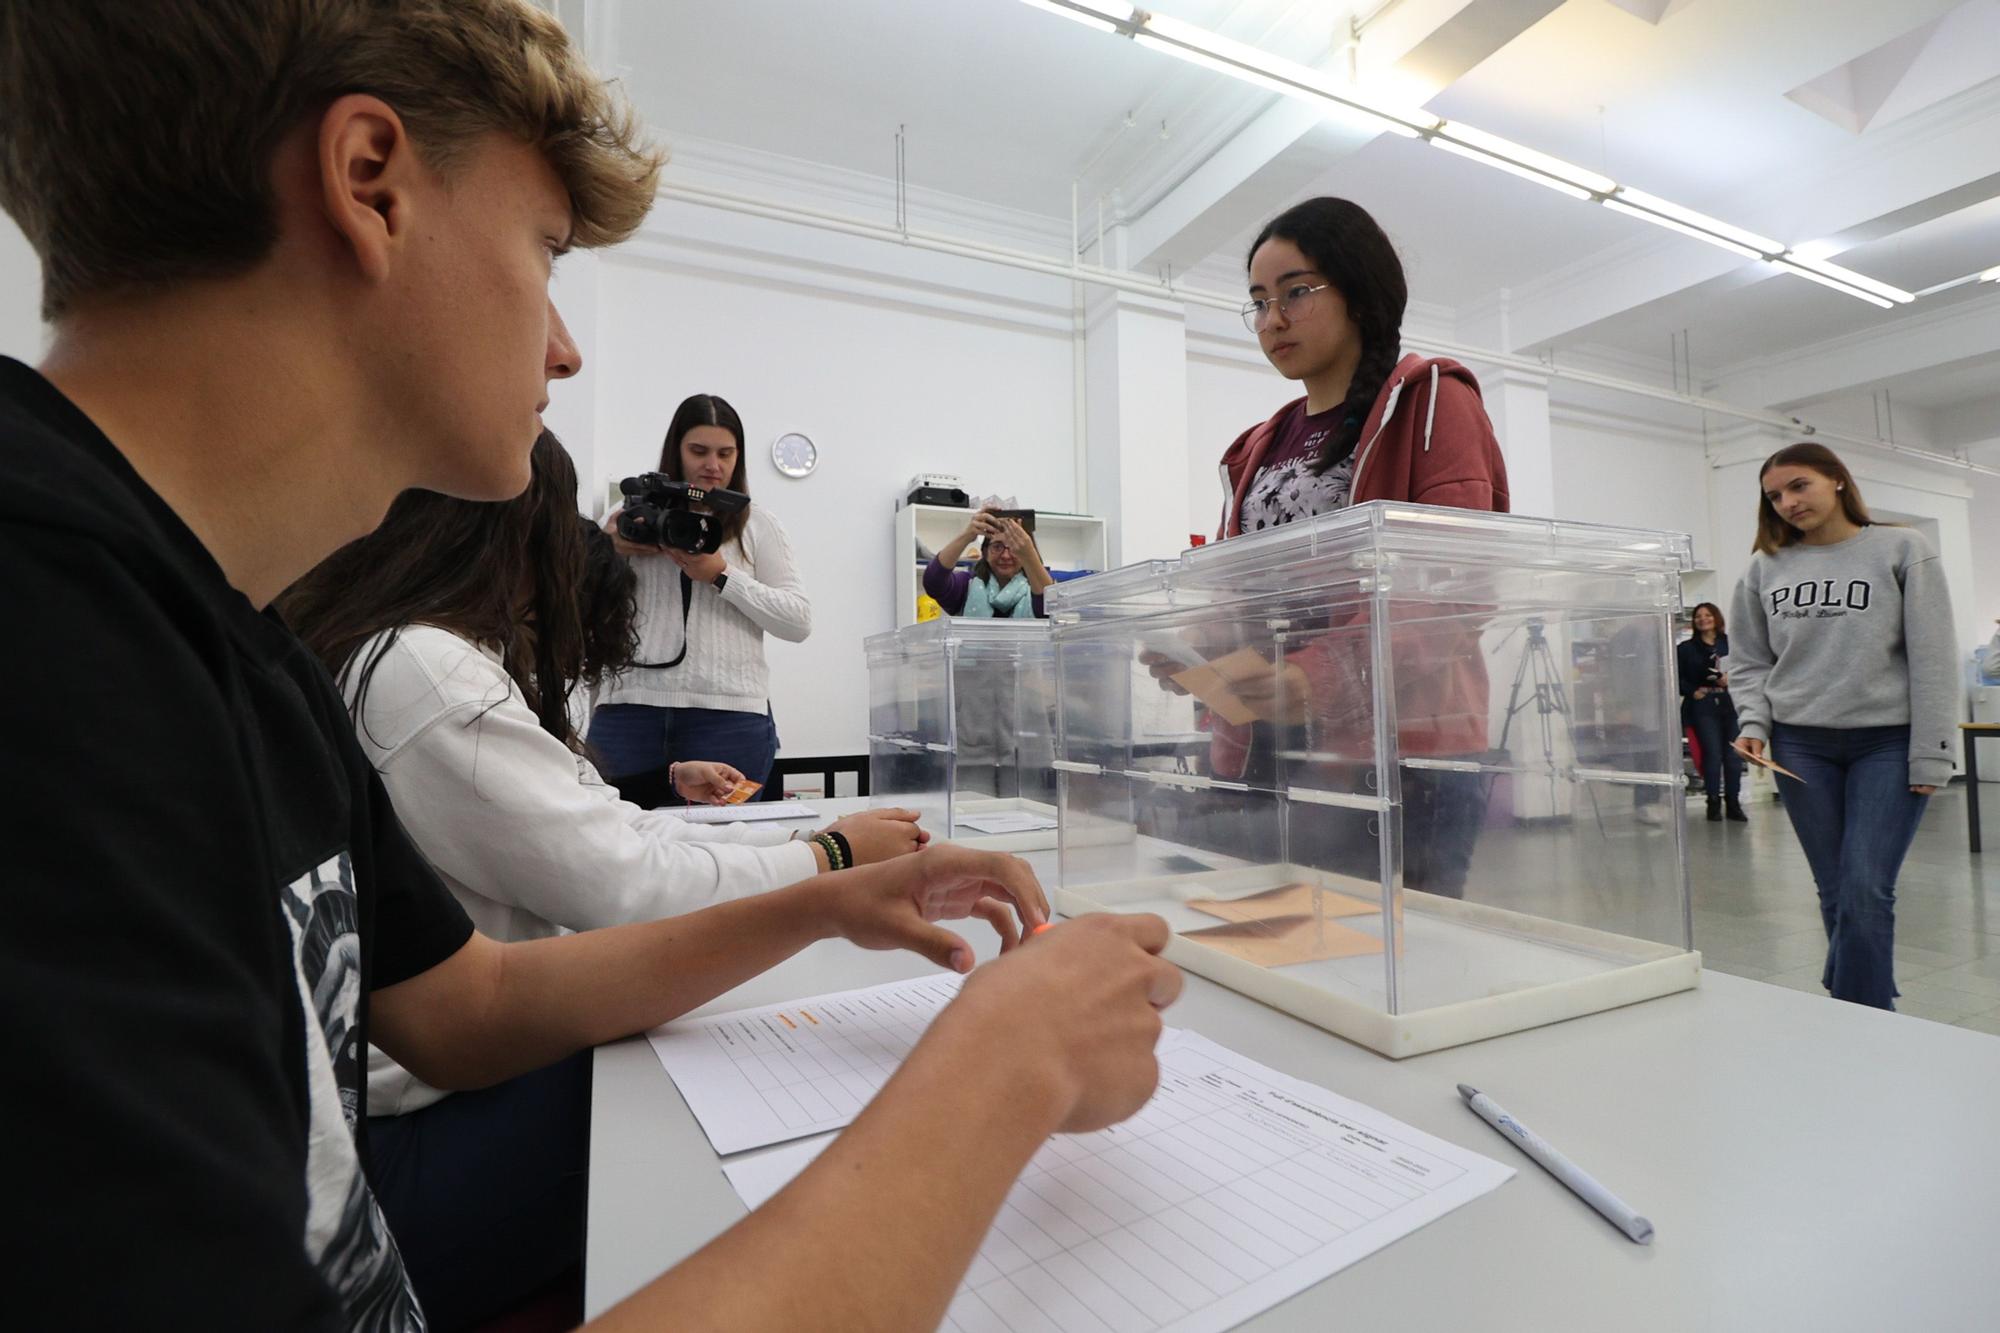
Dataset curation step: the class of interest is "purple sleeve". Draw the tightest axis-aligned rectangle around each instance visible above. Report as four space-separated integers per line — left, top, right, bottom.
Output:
1032 592 1047 619
923 557 971 615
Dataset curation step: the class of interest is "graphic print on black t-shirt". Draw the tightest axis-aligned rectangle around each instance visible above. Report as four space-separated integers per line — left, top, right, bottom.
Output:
280 853 427 1331
1241 404 1357 531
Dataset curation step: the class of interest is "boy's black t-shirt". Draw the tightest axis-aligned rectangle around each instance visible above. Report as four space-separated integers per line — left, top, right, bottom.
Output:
0 358 474 1328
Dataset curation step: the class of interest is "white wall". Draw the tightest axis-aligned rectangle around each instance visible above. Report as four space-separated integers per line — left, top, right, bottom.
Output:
1547 400 1712 557
1184 322 1298 541
587 240 1078 758
1 211 47 363
1969 471 2000 636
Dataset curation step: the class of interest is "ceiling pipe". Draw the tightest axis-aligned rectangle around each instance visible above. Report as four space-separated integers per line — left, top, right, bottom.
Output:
655 178 2000 480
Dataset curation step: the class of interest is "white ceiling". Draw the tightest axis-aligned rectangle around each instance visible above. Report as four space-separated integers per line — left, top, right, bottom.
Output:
609 0 2000 411
617 0 1272 219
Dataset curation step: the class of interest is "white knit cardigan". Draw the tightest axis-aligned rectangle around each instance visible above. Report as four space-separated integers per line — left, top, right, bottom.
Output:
597 503 812 714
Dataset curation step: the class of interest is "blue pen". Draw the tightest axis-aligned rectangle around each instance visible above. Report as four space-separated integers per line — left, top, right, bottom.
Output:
1458 1084 1655 1244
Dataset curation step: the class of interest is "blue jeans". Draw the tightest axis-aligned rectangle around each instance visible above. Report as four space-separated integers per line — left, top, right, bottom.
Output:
588 703 780 805
1688 695 1743 799
1771 723 1928 1010
368 1051 590 1331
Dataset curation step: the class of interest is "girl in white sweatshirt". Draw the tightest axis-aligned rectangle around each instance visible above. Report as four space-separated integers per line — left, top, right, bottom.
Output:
279 430 926 1315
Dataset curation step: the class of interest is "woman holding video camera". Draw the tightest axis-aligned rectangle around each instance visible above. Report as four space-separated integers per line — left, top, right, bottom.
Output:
590 393 810 801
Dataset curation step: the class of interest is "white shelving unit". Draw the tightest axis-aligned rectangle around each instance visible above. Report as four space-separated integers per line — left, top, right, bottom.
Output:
894 502 1108 627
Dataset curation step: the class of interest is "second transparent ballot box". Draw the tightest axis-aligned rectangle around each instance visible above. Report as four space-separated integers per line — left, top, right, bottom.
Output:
864 618 1058 849
1047 502 1699 1057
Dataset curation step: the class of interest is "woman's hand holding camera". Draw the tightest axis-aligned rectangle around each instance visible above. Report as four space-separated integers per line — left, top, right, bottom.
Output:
665 548 728 584
603 512 663 560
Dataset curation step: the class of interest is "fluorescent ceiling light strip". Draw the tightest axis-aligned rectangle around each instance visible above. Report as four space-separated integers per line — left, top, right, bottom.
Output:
1982 265 2000 282
1782 254 1915 304
1611 187 1782 256
1016 0 1130 31
1601 198 1761 260
1432 122 1613 195
1768 259 1894 309
1014 0 1912 310
1139 12 1435 136
1430 138 1592 200
1132 33 1419 138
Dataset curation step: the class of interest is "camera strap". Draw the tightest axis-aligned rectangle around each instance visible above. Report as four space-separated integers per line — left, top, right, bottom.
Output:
631 570 696 671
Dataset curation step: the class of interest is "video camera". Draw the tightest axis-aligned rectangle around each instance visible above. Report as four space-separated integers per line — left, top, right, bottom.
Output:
616 472 750 555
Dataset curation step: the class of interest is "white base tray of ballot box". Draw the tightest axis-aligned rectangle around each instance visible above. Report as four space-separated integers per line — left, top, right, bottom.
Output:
1055 862 1700 1060
940 796 1061 853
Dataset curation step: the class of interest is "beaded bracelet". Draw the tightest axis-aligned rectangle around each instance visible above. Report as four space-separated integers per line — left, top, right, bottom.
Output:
826 830 853 870
811 832 846 872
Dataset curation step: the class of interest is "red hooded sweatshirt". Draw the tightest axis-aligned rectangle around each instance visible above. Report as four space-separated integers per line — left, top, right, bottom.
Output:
1217 353 1509 536
1209 353 1510 779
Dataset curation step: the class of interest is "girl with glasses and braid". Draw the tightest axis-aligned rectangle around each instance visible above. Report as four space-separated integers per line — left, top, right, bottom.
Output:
1189 197 1511 898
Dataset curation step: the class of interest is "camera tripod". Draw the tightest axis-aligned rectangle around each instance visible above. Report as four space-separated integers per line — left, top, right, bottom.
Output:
1492 619 1604 833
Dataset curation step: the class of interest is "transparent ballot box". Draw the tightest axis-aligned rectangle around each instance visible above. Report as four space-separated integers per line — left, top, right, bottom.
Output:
1048 501 1699 1058
864 618 1059 850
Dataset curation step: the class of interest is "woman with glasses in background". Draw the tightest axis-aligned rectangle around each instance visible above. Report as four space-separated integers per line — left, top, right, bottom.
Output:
924 508 1052 619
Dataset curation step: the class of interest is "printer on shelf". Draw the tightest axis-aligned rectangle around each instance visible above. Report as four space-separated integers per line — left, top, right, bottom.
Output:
903 472 968 509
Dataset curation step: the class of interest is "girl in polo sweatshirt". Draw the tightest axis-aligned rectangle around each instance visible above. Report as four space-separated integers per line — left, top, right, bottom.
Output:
1729 443 1958 1010
1211 197 1511 897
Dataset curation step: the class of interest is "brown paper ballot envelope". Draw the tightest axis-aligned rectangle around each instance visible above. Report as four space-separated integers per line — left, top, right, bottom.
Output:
1181 914 1385 966
1187 881 1395 924
1169 647 1280 727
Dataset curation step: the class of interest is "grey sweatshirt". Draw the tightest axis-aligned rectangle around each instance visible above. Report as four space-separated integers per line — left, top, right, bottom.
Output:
1728 525 1959 787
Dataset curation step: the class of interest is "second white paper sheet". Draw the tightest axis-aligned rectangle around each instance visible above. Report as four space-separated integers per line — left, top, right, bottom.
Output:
721 1029 1513 1333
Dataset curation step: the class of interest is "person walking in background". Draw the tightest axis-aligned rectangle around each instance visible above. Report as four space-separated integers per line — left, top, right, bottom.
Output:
1679 601 1747 823
1730 443 1958 1010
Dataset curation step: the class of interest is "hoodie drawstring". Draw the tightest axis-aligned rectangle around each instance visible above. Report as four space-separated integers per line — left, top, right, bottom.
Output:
1423 363 1439 453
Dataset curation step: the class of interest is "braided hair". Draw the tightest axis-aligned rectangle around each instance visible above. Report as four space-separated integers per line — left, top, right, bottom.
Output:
1248 199 1408 476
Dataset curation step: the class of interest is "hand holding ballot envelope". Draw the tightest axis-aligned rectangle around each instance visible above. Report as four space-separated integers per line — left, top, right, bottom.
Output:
1733 736 1805 783
1167 648 1311 726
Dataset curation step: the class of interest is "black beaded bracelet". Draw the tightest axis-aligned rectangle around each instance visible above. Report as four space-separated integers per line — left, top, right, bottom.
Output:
826 830 853 871
812 832 845 872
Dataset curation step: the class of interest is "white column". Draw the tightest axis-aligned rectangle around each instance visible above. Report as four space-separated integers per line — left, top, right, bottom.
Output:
544 249 603 513
546 0 618 514
1083 286 1191 566
1484 367 1555 521
1703 423 1792 609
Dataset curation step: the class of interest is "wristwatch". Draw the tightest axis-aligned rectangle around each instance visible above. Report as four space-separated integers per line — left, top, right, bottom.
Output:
712 572 729 595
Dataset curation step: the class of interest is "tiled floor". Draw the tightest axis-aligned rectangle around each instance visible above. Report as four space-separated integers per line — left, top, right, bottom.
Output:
1687 776 2000 1035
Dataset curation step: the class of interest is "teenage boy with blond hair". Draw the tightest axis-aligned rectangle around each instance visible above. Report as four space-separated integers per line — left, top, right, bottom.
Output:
0 3 1179 1329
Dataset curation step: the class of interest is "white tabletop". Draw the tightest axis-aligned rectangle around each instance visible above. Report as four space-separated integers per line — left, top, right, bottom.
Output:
588 799 2000 1331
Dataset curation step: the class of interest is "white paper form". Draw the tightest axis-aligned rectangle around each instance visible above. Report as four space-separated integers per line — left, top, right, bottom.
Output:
956 811 1060 835
722 1030 1513 1333
668 802 818 825
647 972 964 1154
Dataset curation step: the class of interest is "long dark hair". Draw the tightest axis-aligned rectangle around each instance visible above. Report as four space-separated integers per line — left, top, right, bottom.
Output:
280 430 596 750
1248 197 1408 475
1754 442 1875 555
658 392 752 547
578 519 641 688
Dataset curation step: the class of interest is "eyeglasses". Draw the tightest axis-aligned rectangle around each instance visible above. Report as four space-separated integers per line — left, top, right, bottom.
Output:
1241 282 1331 334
